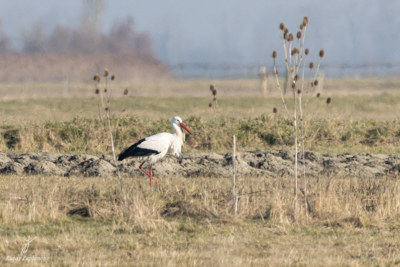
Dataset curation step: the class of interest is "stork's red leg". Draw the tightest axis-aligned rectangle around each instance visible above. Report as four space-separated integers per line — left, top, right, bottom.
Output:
139 161 161 189
139 161 151 177
149 163 161 189
139 161 152 186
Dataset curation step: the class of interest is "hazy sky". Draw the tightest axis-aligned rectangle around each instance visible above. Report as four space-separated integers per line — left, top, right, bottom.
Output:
0 0 398 74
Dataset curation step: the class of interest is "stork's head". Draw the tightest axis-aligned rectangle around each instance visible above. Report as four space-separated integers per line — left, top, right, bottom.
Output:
171 116 193 135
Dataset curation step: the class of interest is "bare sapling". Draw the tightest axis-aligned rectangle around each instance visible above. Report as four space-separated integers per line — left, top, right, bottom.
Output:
272 16 328 220
94 70 127 207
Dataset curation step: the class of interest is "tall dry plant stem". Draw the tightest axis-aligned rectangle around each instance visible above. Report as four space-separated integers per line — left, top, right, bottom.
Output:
273 16 324 220
299 27 308 222
298 92 308 222
292 88 298 217
273 62 290 118
94 83 103 121
282 38 290 72
313 58 322 81
106 109 127 207
284 37 298 219
94 71 128 208
295 26 307 74
99 83 105 108
232 135 238 215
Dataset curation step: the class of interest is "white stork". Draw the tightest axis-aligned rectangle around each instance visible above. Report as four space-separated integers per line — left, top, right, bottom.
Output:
117 116 193 188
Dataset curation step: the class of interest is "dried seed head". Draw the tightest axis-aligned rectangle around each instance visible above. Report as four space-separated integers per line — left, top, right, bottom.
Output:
288 33 293 41
104 88 107 93
209 103 212 108
273 107 277 113
284 28 288 34
297 31 302 39
291 82 296 89
272 51 277 58
294 47 299 54
111 75 115 80
93 74 100 82
326 97 331 105
105 107 109 111
95 89 99 94
300 24 304 30
305 48 309 55
309 62 314 69
303 16 309 26
210 84 214 91
297 89 301 94
294 74 299 81
122 109 126 112
275 70 278 75
213 97 217 101
123 89 128 95
283 32 287 40
104 69 108 77
319 49 325 58
212 90 217 96
93 75 97 81
280 22 285 30
317 93 321 98
314 80 318 86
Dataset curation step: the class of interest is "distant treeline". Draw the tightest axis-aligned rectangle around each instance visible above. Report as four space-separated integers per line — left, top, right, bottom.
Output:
0 52 169 82
0 0 168 82
0 16 153 56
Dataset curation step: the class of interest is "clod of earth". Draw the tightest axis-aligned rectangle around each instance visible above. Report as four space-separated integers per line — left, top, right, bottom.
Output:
0 151 399 178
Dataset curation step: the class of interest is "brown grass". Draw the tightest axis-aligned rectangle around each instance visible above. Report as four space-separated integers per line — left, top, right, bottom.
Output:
1 174 400 266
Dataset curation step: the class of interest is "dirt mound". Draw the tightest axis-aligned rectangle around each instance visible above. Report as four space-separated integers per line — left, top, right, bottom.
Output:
0 150 399 178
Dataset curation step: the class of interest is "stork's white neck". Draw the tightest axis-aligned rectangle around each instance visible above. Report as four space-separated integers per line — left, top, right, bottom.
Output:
172 122 183 139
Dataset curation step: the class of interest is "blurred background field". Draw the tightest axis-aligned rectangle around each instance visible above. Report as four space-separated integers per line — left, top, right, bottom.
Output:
1 77 400 121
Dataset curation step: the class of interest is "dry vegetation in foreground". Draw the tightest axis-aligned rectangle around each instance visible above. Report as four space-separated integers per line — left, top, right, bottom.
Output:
1 174 400 266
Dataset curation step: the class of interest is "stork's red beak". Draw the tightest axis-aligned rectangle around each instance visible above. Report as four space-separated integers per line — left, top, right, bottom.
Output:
180 123 193 135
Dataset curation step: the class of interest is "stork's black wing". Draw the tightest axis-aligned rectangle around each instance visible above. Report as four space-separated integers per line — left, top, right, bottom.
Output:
117 138 159 161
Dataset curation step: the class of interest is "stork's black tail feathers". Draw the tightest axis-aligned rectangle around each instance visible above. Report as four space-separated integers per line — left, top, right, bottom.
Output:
118 138 159 161
117 145 135 161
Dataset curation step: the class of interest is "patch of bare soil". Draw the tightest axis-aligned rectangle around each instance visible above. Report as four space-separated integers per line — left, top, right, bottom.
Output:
0 150 399 178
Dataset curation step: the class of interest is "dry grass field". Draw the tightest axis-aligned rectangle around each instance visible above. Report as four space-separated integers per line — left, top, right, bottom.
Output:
0 77 400 266
1 174 400 266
